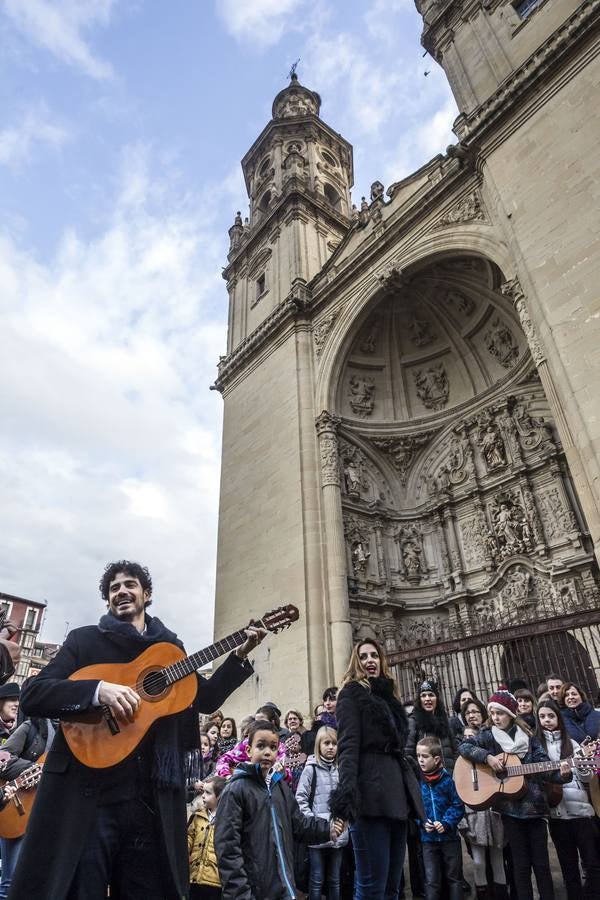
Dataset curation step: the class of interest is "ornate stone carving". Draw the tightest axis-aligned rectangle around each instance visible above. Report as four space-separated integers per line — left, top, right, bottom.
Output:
414 364 449 410
359 329 377 353
490 495 534 558
475 413 507 470
439 192 486 226
313 312 338 357
510 399 554 451
501 278 546 366
448 433 474 484
371 431 437 484
410 318 436 347
396 524 425 583
348 374 375 417
521 486 545 546
377 262 406 292
339 439 366 498
445 290 474 316
344 515 372 577
459 516 486 567
315 411 341 487
485 318 520 368
537 487 579 540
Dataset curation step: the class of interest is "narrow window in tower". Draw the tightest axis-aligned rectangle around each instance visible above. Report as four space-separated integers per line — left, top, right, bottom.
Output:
323 183 341 209
513 0 543 18
256 273 266 299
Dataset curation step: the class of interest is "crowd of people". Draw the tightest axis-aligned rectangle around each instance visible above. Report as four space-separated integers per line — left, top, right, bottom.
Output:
0 561 598 900
185 654 599 900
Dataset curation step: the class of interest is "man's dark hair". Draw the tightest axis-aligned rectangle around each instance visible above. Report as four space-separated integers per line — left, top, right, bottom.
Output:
322 686 338 702
248 720 280 746
545 673 563 683
99 560 153 605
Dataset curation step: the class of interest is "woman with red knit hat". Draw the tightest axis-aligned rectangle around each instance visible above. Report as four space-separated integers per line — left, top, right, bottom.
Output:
458 689 571 900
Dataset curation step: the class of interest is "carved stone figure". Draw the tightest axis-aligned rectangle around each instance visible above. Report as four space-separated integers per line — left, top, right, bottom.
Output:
410 318 436 347
445 290 474 316
360 330 377 353
370 181 385 203
358 197 370 227
501 279 546 366
348 374 375 417
491 498 533 558
351 540 370 576
414 364 449 410
485 318 520 368
521 487 544 546
484 530 499 561
397 524 424 582
377 263 406 292
343 456 362 497
494 503 520 549
476 419 507 470
439 192 486 226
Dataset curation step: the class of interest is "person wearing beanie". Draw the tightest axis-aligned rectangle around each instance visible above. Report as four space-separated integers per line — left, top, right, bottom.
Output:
459 690 572 900
406 681 460 898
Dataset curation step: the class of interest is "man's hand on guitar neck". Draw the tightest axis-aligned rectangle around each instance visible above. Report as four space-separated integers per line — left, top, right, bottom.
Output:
97 682 141 722
235 623 268 661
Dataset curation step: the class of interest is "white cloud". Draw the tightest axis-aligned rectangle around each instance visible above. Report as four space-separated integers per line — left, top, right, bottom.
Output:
216 0 303 49
0 103 70 168
2 0 116 80
0 145 236 648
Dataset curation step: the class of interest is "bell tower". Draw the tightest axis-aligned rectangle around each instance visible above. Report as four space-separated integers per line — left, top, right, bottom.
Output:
223 73 353 352
213 75 355 721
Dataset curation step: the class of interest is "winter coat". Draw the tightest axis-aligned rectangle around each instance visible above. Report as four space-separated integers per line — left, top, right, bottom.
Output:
301 713 337 757
449 715 465 742
296 755 348 848
215 737 288 780
7 617 253 900
188 808 220 887
329 677 425 823
542 731 595 820
561 702 600 743
406 709 458 774
214 762 330 899
458 726 570 820
418 769 464 842
462 807 504 849
1 718 56 779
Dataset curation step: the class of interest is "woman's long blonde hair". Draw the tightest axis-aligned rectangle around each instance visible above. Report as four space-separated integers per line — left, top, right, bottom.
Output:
341 638 398 696
314 726 338 765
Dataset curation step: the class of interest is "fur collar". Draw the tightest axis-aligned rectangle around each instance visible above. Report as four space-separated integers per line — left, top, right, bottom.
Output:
412 705 451 739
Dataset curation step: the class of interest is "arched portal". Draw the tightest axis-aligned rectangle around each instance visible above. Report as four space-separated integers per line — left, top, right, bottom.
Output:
325 251 600 701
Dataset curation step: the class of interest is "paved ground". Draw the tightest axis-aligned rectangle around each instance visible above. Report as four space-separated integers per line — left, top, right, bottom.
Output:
404 841 568 899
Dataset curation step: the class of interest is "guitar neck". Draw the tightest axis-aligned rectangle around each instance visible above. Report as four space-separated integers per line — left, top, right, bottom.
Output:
162 627 256 684
505 756 572 777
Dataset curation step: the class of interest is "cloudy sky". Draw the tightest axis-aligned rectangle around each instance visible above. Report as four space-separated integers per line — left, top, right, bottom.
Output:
0 0 457 648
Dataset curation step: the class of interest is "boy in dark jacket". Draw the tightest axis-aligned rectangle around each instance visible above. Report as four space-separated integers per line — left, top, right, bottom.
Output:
417 737 464 900
215 721 343 899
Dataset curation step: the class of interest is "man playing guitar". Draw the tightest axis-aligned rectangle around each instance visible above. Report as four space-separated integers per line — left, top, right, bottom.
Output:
8 560 265 900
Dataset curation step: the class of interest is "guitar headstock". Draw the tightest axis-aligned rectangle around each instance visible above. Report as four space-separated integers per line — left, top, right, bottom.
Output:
577 738 600 773
19 765 43 790
0 750 9 772
257 605 300 634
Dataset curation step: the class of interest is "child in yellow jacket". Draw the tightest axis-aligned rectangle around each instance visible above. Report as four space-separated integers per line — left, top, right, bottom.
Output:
188 775 227 899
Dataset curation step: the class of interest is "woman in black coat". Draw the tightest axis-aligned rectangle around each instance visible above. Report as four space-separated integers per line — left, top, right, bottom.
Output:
330 639 423 900
405 680 458 772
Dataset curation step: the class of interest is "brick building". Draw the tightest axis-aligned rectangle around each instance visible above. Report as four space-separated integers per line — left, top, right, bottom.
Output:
0 590 52 683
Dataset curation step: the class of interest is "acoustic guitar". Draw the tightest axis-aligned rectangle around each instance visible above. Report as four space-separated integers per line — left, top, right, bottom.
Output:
454 743 599 810
0 754 46 838
61 604 299 769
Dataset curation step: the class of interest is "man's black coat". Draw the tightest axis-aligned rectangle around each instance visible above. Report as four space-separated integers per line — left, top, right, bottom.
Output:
8 616 252 900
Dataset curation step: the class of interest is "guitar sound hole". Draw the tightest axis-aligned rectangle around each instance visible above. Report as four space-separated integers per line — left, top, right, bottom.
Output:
142 671 168 696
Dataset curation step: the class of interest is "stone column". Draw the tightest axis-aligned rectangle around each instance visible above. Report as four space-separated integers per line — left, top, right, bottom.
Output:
373 519 388 584
501 277 600 552
315 411 353 682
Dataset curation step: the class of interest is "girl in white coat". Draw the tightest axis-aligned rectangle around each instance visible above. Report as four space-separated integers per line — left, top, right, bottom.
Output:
296 726 348 900
536 699 599 900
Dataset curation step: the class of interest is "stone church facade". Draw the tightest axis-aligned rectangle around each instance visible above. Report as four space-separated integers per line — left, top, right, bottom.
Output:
213 0 600 716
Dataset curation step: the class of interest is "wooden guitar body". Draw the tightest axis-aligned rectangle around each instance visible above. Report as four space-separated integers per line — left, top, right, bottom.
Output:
61 642 198 769
0 754 46 838
454 754 526 810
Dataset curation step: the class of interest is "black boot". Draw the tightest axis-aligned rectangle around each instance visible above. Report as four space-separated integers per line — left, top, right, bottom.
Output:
493 885 509 899
475 887 488 900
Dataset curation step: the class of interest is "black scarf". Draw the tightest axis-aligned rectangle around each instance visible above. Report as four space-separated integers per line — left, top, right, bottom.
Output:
412 704 451 740
98 612 186 790
369 676 408 749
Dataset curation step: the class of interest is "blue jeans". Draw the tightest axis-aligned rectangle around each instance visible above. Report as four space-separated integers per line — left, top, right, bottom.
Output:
0 836 23 900
349 817 407 900
309 846 343 900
